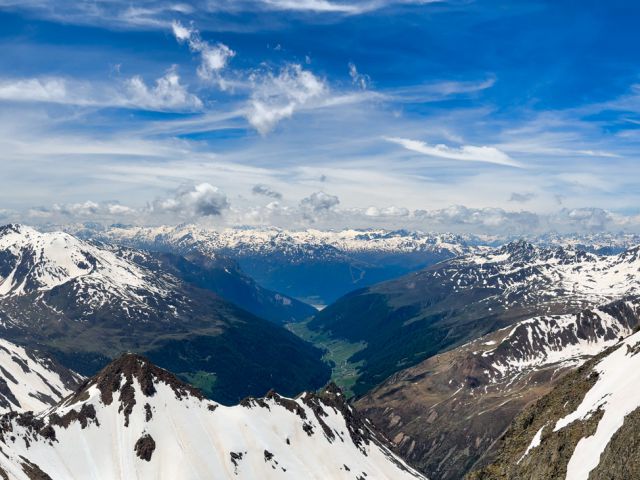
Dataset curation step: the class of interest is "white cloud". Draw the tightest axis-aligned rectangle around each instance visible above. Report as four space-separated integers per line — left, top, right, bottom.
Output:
247 64 327 134
0 77 87 105
172 21 235 88
0 71 202 112
125 67 202 111
53 201 100 216
364 205 409 217
551 208 615 232
107 204 137 215
385 77 496 104
348 62 370 90
257 0 439 14
413 205 539 231
153 183 230 217
22 201 139 221
259 0 367 13
0 0 443 30
171 20 192 41
385 137 522 167
299 191 340 221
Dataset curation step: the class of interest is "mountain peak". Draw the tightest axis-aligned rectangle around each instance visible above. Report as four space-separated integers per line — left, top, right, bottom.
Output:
499 239 537 257
0 354 425 479
0 223 26 235
0 226 159 298
72 353 204 407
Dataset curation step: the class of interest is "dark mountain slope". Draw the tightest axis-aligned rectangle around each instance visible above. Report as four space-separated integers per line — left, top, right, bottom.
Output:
0 224 330 404
310 241 640 396
144 251 317 324
356 296 640 479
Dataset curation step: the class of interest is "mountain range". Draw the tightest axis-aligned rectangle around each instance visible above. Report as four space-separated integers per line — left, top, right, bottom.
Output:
2 222 640 479
356 295 640 479
309 240 640 395
67 224 483 306
0 224 330 404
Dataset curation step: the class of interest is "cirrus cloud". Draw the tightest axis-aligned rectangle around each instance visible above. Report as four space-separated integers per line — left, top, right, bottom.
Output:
0 70 202 112
385 136 522 168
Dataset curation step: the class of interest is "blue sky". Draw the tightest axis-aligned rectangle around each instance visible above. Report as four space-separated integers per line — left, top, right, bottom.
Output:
1 0 640 233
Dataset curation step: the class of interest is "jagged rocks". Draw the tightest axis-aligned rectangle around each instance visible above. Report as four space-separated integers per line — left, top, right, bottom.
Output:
0 353 426 479
134 434 156 462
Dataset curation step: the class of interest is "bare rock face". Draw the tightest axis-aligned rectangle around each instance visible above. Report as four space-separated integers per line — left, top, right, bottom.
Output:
134 434 156 462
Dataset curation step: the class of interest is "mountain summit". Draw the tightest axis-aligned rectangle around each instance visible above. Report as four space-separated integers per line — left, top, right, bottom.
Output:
0 353 426 480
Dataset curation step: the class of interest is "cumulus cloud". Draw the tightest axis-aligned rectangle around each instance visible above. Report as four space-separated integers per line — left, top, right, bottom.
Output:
300 191 340 211
107 204 137 215
364 205 409 217
385 137 521 167
413 205 540 232
172 21 235 88
252 184 283 199
23 201 137 220
125 67 202 111
247 64 327 134
299 191 340 220
551 208 614 232
153 183 230 217
53 201 100 216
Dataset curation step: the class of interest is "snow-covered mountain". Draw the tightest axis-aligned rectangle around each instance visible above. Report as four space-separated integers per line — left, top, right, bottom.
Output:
0 224 314 324
470 328 640 479
446 240 640 307
70 224 477 256
0 224 331 404
67 224 483 305
533 231 640 255
0 353 426 480
357 296 640 479
0 224 164 303
310 240 640 395
0 338 82 413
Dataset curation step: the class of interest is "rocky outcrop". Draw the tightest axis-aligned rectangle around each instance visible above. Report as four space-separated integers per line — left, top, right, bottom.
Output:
357 296 640 479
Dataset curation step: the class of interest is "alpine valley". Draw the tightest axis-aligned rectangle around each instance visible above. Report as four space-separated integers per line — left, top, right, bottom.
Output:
1 223 640 480
67 224 483 307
